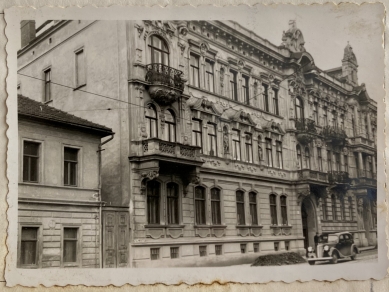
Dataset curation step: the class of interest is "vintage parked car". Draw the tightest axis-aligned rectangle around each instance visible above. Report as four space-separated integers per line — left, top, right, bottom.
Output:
307 232 359 265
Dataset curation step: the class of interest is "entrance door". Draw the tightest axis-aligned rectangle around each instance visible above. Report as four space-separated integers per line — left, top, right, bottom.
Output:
301 197 317 250
103 211 129 268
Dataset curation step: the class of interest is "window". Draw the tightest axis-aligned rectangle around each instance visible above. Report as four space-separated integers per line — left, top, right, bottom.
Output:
295 97 304 120
195 186 206 225
317 147 323 172
240 244 247 254
323 107 328 127
249 192 258 225
75 49 86 86
253 243 260 253
163 110 176 142
335 152 341 172
166 182 179 225
229 70 238 101
150 248 160 260
245 133 253 163
207 123 217 156
149 35 169 64
190 53 200 87
280 195 288 225
348 197 353 221
269 194 277 225
64 147 78 186
276 141 283 169
354 152 360 172
215 245 223 255
322 197 327 220
199 246 207 257
232 129 241 161
272 88 279 115
170 247 179 259
285 241 290 251
44 69 51 102
265 138 273 167
327 150 332 172
262 84 269 112
211 188 221 225
332 112 338 128
372 127 376 141
304 147 310 169
242 75 250 104
192 119 202 151
236 190 245 225
296 145 302 169
274 242 279 251
205 60 214 92
313 103 319 124
20 227 38 266
145 104 158 138
23 141 40 183
340 197 345 221
147 180 160 224
331 195 337 220
364 117 369 139
63 227 78 263
352 115 356 136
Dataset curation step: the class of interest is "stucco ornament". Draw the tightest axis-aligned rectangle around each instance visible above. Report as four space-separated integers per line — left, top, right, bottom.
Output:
280 20 306 53
175 21 188 37
357 198 365 230
134 23 144 38
223 126 229 154
141 170 159 181
200 43 208 55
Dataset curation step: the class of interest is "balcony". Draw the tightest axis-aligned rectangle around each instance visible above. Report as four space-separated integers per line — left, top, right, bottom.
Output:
145 63 185 105
321 126 347 147
328 171 351 185
295 118 317 145
297 169 328 182
353 169 376 187
348 137 375 148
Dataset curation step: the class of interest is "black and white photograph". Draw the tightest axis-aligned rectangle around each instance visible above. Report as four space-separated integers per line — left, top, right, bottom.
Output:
4 3 387 286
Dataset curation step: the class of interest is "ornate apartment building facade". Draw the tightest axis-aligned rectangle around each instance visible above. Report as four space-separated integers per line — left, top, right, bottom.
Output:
17 19 377 268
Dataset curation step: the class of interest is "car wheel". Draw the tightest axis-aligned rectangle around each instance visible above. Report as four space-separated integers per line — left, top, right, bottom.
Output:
330 252 338 264
350 248 357 260
308 261 315 266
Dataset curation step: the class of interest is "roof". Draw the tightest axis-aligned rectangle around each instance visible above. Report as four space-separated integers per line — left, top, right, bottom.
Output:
18 94 114 137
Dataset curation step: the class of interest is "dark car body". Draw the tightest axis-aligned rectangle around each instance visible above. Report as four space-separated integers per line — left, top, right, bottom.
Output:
307 232 359 265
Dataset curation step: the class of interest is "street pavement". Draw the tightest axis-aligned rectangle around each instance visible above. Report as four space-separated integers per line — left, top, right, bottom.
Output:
312 248 377 265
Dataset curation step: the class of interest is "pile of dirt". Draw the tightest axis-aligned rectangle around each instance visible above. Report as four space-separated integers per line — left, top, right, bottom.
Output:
251 252 306 266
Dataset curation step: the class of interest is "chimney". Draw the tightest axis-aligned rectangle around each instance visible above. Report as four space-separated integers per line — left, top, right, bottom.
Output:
20 20 36 48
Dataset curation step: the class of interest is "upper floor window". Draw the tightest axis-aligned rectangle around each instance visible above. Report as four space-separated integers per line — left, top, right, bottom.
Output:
304 147 310 169
323 107 328 127
245 133 253 163
332 112 338 128
295 97 304 120
242 75 250 104
44 68 51 102
364 117 369 139
192 119 202 151
272 88 279 115
317 147 323 172
163 109 176 142
327 150 332 171
344 154 349 172
249 192 258 225
229 70 238 101
262 84 269 112
354 152 360 172
211 188 221 225
195 186 206 225
147 180 160 224
149 35 169 65
280 195 288 225
190 53 200 87
296 145 302 169
166 182 179 225
331 194 337 220
351 115 356 136
23 141 40 183
64 147 78 186
236 190 245 225
334 152 341 171
232 129 241 161
205 59 214 93
75 49 86 87
20 227 39 267
265 138 273 167
276 141 283 169
207 123 217 156
313 103 319 124
269 194 277 225
145 104 158 138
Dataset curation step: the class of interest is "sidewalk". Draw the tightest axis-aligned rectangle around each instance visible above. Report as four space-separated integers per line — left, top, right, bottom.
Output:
359 245 377 252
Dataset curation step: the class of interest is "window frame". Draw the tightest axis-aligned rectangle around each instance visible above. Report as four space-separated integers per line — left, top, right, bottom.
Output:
170 246 180 259
147 180 161 225
205 59 215 93
249 192 258 226
295 97 304 120
236 190 246 225
327 150 332 172
210 188 222 225
269 194 278 225
229 69 238 101
317 147 323 172
61 225 81 268
74 47 86 88
166 182 180 225
18 224 42 268
194 186 206 225
280 195 288 225
207 123 217 156
276 141 283 169
63 146 79 187
244 133 253 163
22 140 41 183
164 109 176 142
304 147 310 169
190 53 200 87
265 138 273 167
348 197 353 221
150 247 160 260
331 195 337 221
232 129 241 161
272 88 279 115
149 35 169 65
242 75 250 105
262 83 269 112
145 103 158 138
322 197 327 220
192 119 203 152
296 145 302 169
43 67 52 103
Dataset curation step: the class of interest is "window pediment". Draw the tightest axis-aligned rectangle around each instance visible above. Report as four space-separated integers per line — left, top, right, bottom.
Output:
188 95 222 116
227 109 256 127
263 119 285 135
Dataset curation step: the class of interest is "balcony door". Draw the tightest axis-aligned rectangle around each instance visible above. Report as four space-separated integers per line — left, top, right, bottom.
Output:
149 35 169 65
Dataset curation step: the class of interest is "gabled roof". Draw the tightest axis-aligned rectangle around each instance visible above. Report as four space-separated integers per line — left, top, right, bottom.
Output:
18 95 114 137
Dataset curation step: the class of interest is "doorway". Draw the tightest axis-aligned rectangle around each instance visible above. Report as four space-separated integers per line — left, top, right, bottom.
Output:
301 197 317 250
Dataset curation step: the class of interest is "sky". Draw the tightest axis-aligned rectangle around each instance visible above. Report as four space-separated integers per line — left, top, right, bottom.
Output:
235 3 385 102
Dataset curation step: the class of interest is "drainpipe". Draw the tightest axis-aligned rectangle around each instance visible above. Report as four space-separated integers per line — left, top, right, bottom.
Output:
97 133 114 268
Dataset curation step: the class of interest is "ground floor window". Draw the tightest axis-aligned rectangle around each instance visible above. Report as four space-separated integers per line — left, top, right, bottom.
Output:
215 245 223 256
253 243 260 253
170 247 179 259
20 227 39 267
240 243 247 254
150 248 160 260
199 246 207 257
63 227 78 264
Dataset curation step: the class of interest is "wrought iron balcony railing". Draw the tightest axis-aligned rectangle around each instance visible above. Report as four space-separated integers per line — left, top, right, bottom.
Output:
328 171 351 185
295 118 317 145
145 63 185 92
321 126 347 146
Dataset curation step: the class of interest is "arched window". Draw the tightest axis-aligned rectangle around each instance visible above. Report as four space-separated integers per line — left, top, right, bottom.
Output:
280 195 288 225
269 194 277 225
166 182 179 224
211 188 221 225
331 194 337 221
147 180 160 224
149 35 169 65
295 97 304 120
145 104 158 138
296 145 303 169
249 192 258 225
164 109 176 142
304 147 310 169
322 197 327 220
348 197 353 221
236 190 245 225
194 186 206 225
